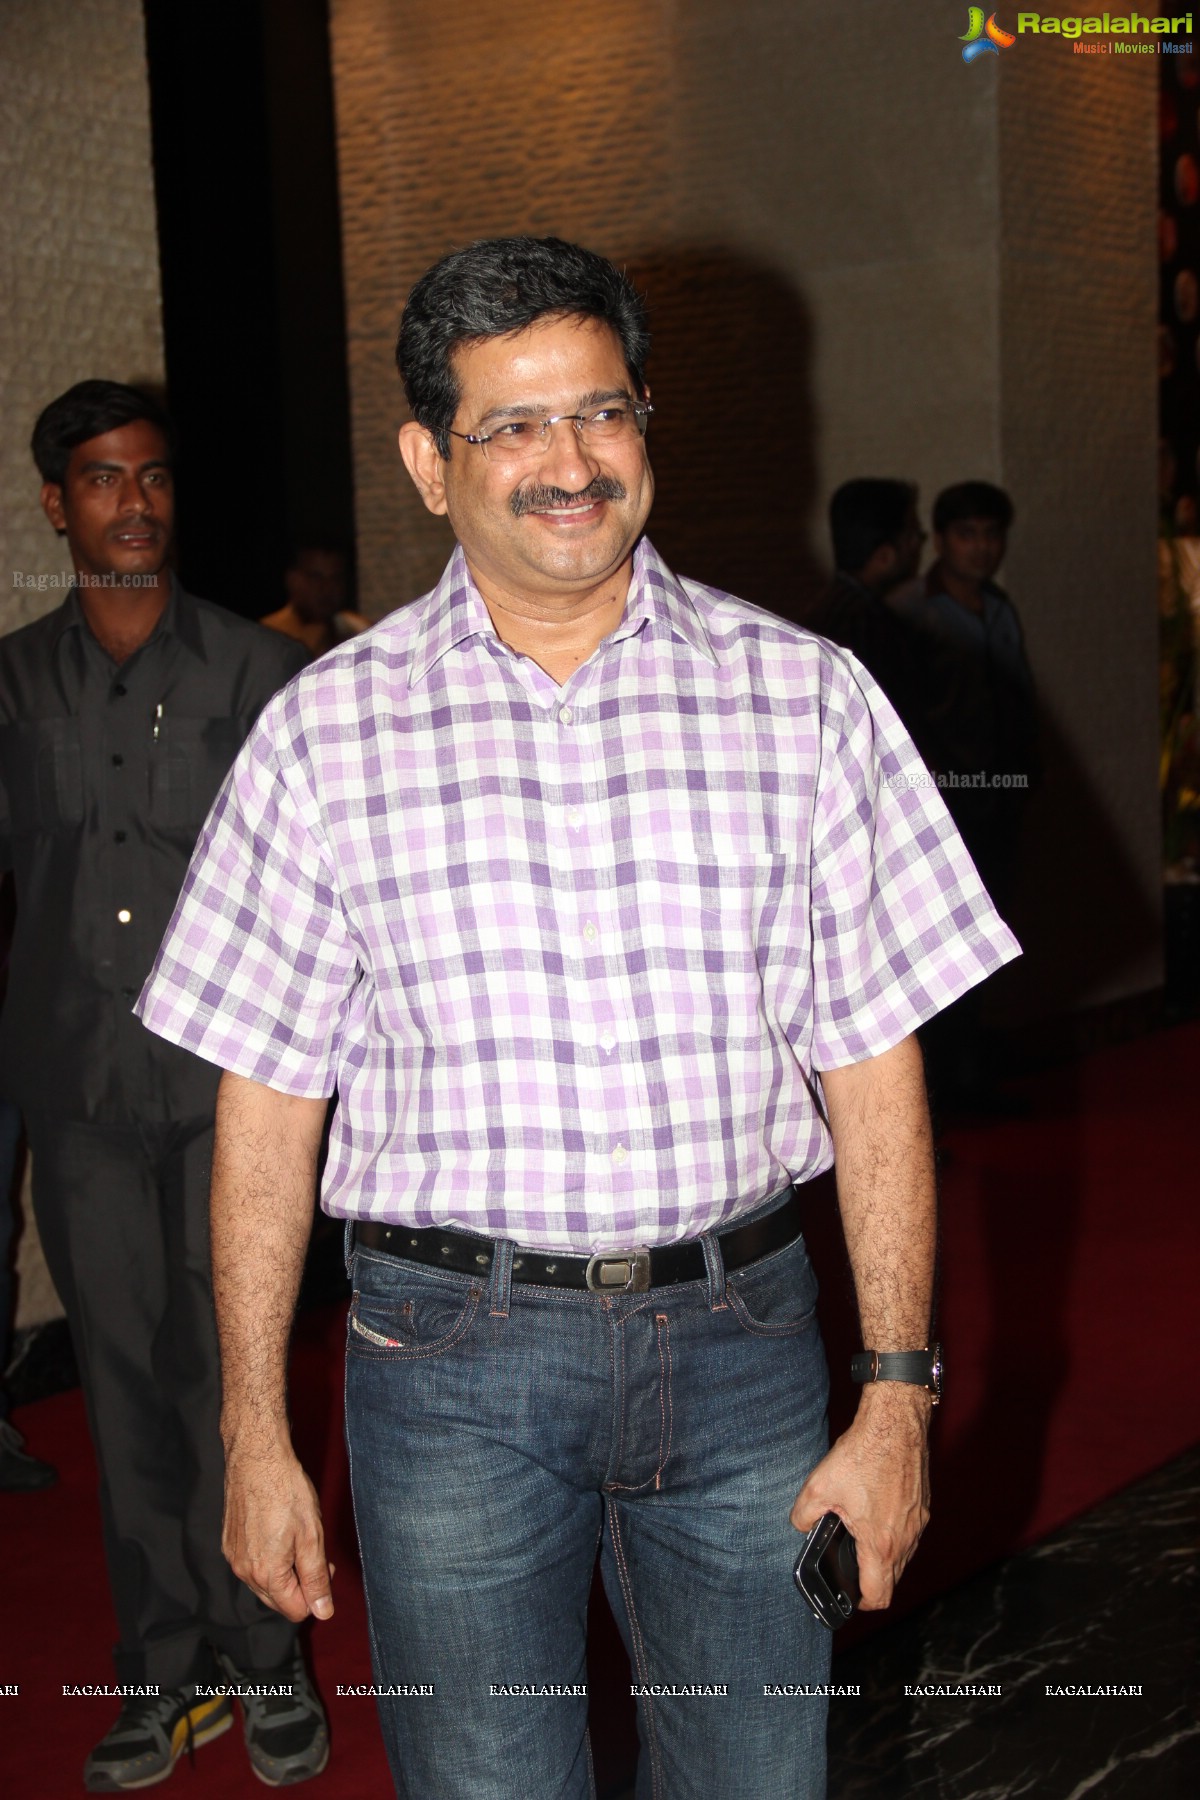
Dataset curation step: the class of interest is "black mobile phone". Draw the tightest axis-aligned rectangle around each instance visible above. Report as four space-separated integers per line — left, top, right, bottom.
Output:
793 1512 860 1629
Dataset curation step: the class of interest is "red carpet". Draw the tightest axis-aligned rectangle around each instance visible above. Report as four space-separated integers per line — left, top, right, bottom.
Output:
2 1022 1197 1796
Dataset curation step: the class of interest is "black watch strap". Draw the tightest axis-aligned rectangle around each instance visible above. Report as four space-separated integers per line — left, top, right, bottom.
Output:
850 1345 942 1403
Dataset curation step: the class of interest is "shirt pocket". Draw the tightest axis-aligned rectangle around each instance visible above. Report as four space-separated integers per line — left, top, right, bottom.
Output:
148 716 246 832
0 720 85 832
628 830 788 1025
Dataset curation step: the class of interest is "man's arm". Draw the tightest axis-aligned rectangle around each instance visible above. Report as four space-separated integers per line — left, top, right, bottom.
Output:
790 1032 936 1609
211 1068 334 1622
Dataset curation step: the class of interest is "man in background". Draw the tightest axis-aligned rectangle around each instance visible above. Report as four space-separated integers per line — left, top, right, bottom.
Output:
812 478 944 766
0 381 325 1791
260 543 370 660
891 481 1037 904
891 481 1037 1105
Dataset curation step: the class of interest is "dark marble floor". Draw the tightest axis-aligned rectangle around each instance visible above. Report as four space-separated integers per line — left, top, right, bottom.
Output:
601 1448 1198 1800
825 1446 1199 1800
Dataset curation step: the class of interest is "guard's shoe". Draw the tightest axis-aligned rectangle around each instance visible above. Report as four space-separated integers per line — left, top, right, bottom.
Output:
216 1647 330 1786
83 1687 232 1790
0 1417 57 1491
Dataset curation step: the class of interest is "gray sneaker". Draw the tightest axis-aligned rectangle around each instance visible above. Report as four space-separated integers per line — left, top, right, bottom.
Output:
83 1687 232 1791
216 1647 330 1786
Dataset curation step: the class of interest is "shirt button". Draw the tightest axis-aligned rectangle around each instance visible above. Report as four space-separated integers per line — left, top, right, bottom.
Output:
583 921 598 943
599 1034 616 1053
612 1144 628 1166
112 684 127 698
567 807 583 829
117 908 132 924
111 753 124 767
559 706 573 725
113 830 127 844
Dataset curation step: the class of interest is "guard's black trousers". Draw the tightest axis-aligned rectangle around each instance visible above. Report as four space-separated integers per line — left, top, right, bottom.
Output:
28 1114 296 1687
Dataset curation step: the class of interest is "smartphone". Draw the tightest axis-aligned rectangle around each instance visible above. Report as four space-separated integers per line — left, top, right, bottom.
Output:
793 1511 860 1628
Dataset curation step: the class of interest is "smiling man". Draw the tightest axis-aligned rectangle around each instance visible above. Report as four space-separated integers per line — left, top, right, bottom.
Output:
0 381 325 1791
139 240 1020 1799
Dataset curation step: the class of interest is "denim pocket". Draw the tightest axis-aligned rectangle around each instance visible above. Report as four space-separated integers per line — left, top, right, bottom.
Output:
725 1233 818 1337
347 1256 483 1360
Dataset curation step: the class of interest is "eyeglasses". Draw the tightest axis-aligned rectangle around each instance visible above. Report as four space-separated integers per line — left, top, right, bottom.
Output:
447 400 653 464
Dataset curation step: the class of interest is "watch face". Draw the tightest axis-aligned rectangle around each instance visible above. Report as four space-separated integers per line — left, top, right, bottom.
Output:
930 1343 943 1403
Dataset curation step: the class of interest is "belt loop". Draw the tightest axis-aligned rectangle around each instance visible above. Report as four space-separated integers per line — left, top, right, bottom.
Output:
343 1219 356 1276
489 1238 514 1318
701 1232 728 1312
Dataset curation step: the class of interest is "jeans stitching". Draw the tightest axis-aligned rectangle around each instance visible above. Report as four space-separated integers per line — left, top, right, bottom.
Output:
347 1286 482 1360
608 1502 663 1800
654 1313 673 1491
702 1232 728 1311
607 1311 674 1495
724 1287 816 1338
612 1311 627 1483
489 1238 513 1318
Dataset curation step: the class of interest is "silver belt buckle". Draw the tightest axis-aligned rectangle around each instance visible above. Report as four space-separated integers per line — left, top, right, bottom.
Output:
585 1249 651 1293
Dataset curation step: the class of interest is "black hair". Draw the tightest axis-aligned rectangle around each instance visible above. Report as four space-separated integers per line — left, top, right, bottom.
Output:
286 541 353 571
932 481 1013 534
396 236 650 455
829 479 916 575
31 380 176 486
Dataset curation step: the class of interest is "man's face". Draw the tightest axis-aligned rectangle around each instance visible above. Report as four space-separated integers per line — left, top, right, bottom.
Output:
286 549 347 622
936 516 1006 587
890 504 925 586
412 314 654 604
41 419 174 584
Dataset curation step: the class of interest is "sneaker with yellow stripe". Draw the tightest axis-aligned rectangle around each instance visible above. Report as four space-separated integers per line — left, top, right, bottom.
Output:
83 1687 232 1791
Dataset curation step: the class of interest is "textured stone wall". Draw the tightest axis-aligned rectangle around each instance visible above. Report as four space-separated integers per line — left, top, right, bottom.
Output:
0 0 165 638
329 0 1004 618
0 0 164 1328
328 0 677 611
998 52 1161 1011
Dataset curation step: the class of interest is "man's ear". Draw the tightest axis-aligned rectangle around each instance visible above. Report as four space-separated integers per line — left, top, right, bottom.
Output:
40 481 68 537
398 423 449 518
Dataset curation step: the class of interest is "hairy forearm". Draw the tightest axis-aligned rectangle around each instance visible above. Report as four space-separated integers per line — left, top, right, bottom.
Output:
790 1034 936 1605
211 1070 328 1457
820 1033 936 1354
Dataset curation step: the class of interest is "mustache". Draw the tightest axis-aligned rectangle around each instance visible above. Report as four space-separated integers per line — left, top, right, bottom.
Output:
509 474 626 518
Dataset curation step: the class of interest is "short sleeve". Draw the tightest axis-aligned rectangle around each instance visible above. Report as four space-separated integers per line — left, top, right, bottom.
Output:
809 652 1020 1070
136 693 358 1097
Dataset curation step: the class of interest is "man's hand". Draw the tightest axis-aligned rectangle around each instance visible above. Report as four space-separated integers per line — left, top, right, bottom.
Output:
209 1071 332 1620
790 1384 931 1609
222 1441 335 1622
807 1033 938 1610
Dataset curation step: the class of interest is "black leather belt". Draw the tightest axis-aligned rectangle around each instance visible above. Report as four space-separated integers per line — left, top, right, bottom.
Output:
353 1186 805 1294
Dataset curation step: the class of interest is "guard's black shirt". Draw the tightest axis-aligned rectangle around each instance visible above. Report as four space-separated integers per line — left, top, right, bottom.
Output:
0 584 307 1121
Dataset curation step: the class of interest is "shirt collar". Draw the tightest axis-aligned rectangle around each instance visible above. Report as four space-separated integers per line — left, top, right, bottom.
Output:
925 562 1004 613
408 537 719 689
51 574 206 661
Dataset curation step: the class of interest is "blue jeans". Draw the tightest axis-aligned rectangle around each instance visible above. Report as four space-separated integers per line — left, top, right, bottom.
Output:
344 1194 832 1799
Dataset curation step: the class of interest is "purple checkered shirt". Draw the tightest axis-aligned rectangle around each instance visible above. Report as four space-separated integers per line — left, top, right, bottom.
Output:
137 539 1019 1251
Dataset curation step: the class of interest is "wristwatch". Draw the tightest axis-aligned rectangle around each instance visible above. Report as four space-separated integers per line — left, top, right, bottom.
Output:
850 1344 942 1405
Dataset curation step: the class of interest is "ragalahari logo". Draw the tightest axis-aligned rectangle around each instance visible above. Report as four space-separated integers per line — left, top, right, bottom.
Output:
961 8 1017 58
